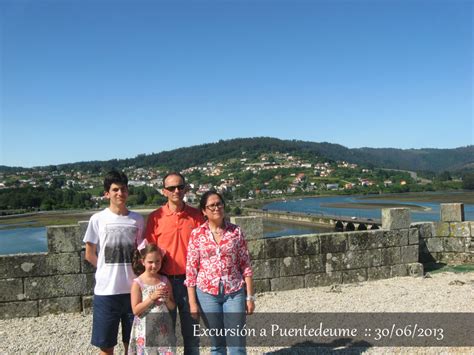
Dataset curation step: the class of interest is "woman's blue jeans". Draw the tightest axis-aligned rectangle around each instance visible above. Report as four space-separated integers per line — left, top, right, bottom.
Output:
196 285 246 355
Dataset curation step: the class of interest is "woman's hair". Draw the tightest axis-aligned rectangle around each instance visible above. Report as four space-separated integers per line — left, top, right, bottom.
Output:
132 243 165 276
199 190 225 211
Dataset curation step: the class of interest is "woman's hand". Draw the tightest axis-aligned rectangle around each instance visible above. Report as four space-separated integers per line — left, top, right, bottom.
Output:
189 302 200 320
246 300 255 315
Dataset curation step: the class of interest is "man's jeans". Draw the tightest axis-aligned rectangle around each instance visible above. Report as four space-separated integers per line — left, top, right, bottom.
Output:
169 277 200 355
197 285 246 355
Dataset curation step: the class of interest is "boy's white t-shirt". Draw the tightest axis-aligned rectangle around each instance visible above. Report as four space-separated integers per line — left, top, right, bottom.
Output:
83 208 144 295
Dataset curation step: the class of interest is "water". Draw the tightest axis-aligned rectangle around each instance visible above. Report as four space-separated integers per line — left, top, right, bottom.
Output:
263 220 332 238
1 193 472 254
0 227 47 255
263 194 474 222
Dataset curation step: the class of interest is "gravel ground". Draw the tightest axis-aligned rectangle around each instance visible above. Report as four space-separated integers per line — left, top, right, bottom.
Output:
1 272 473 354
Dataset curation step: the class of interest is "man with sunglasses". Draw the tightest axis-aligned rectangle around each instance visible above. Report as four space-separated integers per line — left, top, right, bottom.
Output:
145 172 205 354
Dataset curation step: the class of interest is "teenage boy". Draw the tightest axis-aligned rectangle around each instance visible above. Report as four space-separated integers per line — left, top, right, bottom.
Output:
84 170 144 355
145 172 205 355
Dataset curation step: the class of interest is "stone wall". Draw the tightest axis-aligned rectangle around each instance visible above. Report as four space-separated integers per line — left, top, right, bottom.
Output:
232 208 422 293
0 222 93 319
415 203 474 265
1 205 472 319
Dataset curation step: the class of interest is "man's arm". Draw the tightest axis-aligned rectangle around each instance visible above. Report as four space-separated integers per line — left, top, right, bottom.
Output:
84 242 98 268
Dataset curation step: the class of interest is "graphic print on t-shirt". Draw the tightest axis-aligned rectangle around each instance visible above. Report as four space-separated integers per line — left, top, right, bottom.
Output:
104 224 137 264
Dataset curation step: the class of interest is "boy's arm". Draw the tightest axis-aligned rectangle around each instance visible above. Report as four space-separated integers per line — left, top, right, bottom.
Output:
84 242 98 268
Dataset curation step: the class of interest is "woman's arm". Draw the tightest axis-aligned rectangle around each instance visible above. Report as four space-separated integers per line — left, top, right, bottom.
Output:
244 276 255 315
187 286 200 320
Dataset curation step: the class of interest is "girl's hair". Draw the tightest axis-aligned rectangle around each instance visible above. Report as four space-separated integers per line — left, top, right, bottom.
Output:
199 190 225 211
132 243 165 276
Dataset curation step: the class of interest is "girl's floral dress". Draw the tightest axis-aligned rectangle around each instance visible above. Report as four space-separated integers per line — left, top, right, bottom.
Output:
128 275 175 355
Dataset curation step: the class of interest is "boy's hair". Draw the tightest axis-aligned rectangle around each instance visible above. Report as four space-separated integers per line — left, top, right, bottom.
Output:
132 243 165 276
103 169 128 192
162 171 186 187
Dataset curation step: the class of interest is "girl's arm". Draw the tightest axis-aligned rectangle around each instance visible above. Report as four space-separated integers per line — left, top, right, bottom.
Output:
131 281 160 317
164 278 176 311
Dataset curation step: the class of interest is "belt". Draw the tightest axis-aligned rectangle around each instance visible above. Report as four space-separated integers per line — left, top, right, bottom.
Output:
164 274 186 280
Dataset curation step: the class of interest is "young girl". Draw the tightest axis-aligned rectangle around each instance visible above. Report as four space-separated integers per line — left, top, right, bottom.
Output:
128 242 176 355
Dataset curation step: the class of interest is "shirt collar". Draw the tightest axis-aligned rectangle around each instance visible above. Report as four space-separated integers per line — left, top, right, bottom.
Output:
163 202 188 216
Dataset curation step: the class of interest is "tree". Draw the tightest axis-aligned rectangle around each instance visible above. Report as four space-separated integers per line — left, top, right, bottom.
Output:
462 173 474 190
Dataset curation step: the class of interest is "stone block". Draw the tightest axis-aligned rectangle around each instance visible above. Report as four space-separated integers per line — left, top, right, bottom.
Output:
252 259 280 279
381 247 402 265
449 223 471 237
440 203 464 222
82 295 94 315
38 296 82 316
384 230 409 247
407 263 424 277
230 216 263 240
247 239 265 260
342 250 381 269
304 272 342 287
24 274 88 300
348 230 384 250
78 220 89 235
81 250 96 274
391 264 408 277
437 252 469 265
408 228 419 245
265 237 294 258
295 235 320 255
47 225 83 253
411 222 432 240
320 234 347 254
253 279 271 294
0 253 81 279
0 278 24 302
382 208 411 230
0 301 38 319
424 238 444 253
280 256 310 277
342 269 367 284
443 238 469 252
307 254 325 273
367 266 392 281
401 245 419 264
270 276 304 291
432 223 450 237
325 253 344 272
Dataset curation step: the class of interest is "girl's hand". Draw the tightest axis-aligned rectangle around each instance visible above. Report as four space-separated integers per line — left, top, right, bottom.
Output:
154 284 169 302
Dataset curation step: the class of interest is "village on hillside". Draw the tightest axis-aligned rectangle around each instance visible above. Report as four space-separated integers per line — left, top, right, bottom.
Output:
0 151 462 213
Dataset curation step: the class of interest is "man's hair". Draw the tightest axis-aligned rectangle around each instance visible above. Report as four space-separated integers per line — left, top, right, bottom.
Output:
103 169 128 192
162 171 186 187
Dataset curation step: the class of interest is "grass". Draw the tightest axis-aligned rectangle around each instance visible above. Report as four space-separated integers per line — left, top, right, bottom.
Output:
425 263 474 274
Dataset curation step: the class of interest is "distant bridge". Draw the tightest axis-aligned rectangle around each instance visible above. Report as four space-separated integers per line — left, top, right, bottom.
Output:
245 208 381 232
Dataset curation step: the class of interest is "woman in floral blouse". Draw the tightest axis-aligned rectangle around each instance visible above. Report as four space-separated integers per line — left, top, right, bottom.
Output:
185 190 255 355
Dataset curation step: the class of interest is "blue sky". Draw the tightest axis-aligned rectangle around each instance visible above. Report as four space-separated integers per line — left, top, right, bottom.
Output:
0 0 472 168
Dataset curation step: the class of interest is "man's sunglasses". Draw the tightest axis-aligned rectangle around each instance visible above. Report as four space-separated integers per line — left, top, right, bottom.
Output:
164 184 186 192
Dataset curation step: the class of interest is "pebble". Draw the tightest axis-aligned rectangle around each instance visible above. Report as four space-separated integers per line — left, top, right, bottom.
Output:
1 272 473 354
